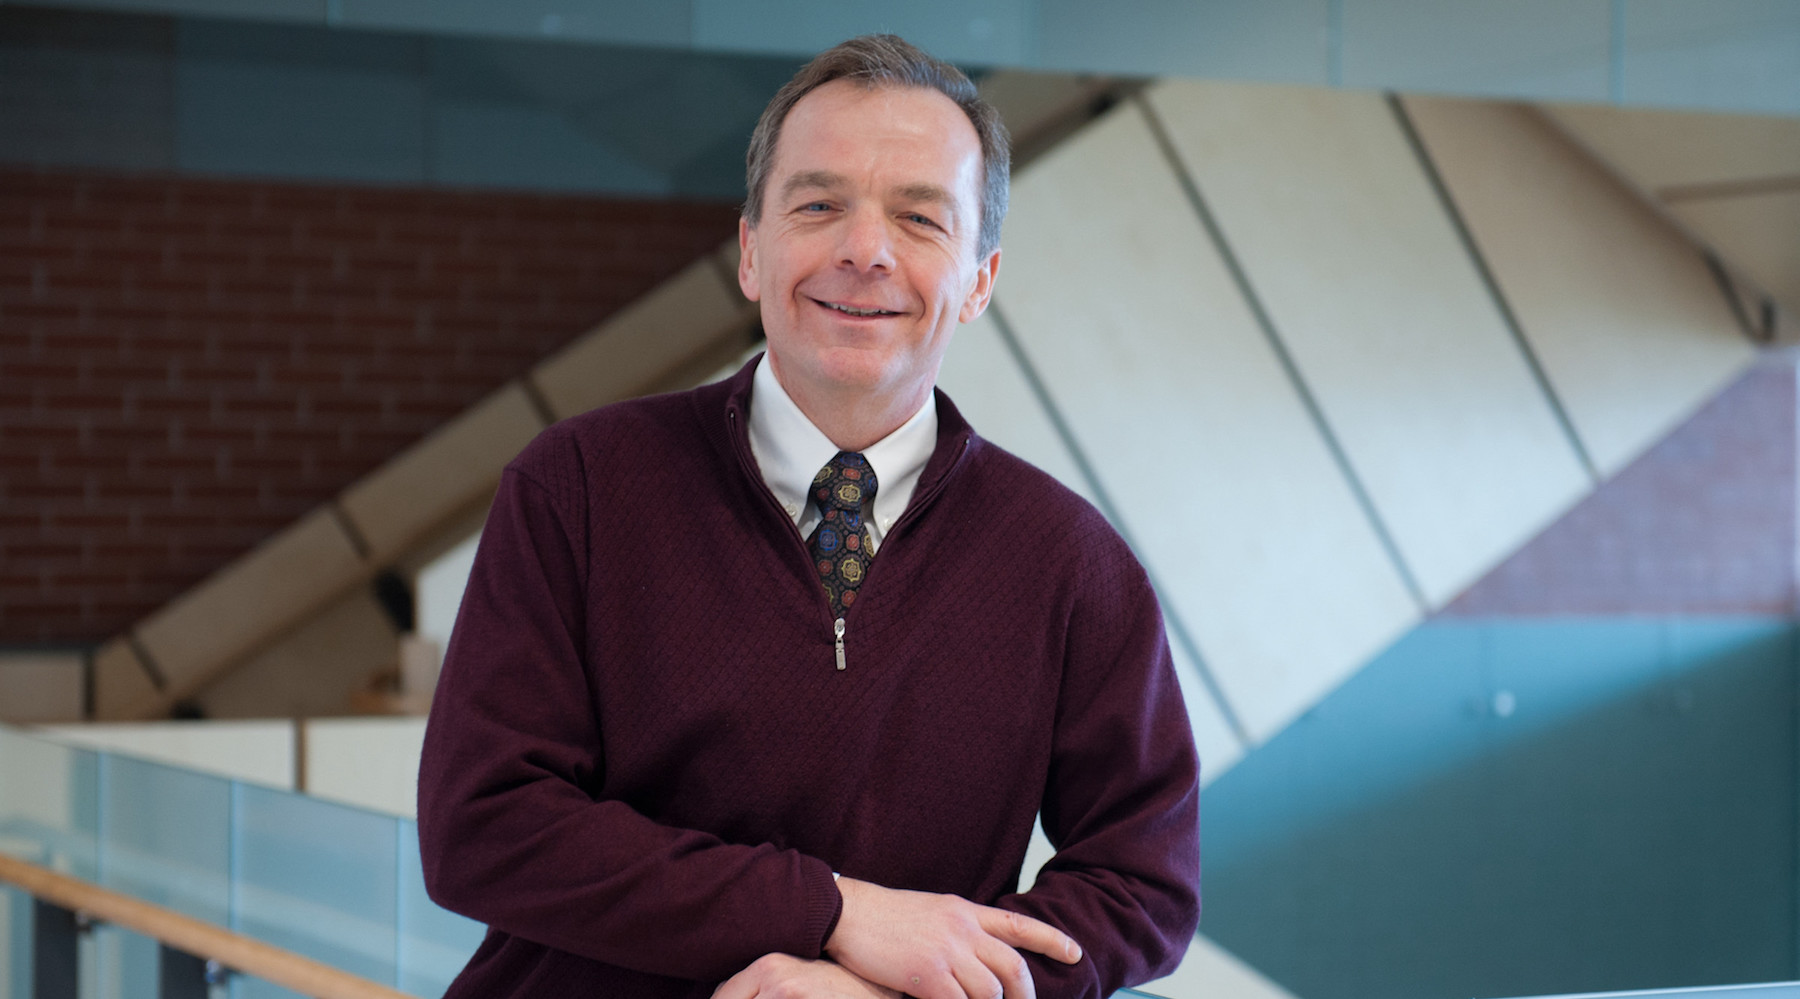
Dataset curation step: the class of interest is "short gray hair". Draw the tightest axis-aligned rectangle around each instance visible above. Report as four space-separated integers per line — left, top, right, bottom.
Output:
743 34 1010 259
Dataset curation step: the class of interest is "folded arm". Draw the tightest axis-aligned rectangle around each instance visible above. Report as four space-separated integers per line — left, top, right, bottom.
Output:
722 544 1202 999
990 549 1203 998
416 465 841 981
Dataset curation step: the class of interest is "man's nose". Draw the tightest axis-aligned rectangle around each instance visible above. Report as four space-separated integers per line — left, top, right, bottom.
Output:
837 207 896 272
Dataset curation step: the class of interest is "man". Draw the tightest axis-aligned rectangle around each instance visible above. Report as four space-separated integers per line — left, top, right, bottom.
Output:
417 34 1199 999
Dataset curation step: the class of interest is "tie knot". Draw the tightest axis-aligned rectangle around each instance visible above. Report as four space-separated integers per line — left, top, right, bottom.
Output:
812 451 878 513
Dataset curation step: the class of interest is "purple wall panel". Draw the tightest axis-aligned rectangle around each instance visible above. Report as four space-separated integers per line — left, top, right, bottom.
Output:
1441 354 1797 617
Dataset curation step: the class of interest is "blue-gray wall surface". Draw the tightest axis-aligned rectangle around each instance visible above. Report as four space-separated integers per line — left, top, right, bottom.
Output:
7 0 1799 116
1202 616 1798 999
4 1 1798 204
0 8 804 198
1201 356 1800 999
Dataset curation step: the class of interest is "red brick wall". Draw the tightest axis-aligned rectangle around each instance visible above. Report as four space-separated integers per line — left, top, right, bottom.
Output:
1 167 740 645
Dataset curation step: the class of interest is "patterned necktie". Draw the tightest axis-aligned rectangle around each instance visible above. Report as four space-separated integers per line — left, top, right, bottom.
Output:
807 451 879 618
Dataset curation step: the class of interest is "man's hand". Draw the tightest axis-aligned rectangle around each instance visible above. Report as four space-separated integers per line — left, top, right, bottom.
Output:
824 877 1083 999
713 954 901 999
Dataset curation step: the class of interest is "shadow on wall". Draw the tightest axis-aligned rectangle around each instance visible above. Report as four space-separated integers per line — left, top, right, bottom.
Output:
1199 617 1798 999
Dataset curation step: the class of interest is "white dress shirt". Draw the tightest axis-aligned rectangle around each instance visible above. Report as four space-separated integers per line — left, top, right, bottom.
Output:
747 354 937 554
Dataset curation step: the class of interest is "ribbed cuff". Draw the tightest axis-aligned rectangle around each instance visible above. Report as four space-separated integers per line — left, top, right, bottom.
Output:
803 858 845 958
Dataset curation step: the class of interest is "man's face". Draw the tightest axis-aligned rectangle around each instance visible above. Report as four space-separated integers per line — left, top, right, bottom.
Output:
739 80 999 410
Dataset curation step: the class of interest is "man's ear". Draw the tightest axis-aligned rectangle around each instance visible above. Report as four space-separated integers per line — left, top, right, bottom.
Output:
958 248 1001 324
737 216 762 303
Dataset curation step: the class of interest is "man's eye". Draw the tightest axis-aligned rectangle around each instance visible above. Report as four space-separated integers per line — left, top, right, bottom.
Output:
801 202 832 212
905 213 938 227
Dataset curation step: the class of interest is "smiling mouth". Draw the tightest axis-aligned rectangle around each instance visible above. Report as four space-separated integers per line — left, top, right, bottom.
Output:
814 298 901 318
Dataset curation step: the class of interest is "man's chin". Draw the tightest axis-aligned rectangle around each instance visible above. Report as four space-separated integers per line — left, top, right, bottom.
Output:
769 341 938 410
789 350 900 392
822 370 935 417
819 367 901 400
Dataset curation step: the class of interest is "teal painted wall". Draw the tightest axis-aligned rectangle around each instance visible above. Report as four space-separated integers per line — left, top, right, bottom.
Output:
1200 617 1798 999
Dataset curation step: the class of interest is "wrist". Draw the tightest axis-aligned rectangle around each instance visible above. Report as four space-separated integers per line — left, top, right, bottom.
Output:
825 875 861 958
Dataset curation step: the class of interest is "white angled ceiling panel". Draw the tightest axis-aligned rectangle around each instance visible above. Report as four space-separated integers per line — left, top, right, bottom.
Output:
939 311 1245 777
1544 103 1800 192
1404 97 1758 477
1169 635 1245 786
994 100 1419 743
1668 190 1800 317
936 311 1099 508
1138 932 1302 999
1148 81 1592 608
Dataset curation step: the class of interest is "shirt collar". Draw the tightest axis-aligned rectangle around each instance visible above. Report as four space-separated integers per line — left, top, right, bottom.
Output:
748 353 938 535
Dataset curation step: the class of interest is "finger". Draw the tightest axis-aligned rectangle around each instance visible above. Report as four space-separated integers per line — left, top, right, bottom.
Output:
711 971 761 999
974 907 1081 965
974 935 1035 999
714 954 788 999
948 953 1006 999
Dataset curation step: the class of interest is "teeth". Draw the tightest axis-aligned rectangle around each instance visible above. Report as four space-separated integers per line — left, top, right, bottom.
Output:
825 301 894 317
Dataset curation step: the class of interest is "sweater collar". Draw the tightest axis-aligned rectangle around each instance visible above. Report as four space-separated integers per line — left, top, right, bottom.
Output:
715 353 978 530
746 354 937 545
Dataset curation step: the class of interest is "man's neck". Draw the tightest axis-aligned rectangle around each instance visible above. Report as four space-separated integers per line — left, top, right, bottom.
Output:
767 354 931 453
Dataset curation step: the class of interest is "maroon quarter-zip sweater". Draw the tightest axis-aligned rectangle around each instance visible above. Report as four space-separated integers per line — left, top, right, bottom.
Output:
416 356 1200 998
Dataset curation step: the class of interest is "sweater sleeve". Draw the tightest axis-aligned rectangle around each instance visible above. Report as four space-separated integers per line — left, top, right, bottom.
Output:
991 533 1202 999
415 457 843 982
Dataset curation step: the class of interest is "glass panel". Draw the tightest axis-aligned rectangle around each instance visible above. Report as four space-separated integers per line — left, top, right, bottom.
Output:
92 754 234 999
395 821 485 997
3 885 29 999
229 784 399 998
77 920 102 999
0 725 100 878
90 925 230 999
99 755 231 924
91 923 159 999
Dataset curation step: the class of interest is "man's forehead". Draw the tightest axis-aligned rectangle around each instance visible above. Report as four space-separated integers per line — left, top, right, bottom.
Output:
793 77 964 118
770 82 982 192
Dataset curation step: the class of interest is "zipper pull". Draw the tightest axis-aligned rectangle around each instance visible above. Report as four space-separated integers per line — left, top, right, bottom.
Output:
834 617 847 671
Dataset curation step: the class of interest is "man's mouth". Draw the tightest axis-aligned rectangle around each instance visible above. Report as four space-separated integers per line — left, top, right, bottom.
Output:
815 298 901 318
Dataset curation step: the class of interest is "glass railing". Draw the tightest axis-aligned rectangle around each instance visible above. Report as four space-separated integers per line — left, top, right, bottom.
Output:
0 723 484 998
1 720 1190 999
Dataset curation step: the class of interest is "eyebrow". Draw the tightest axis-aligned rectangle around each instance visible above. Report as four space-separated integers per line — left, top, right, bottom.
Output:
780 170 846 200
895 182 955 207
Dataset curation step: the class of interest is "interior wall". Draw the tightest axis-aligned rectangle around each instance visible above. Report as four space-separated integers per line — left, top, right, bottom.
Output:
7 1 1798 118
1198 355 1800 999
0 650 83 722
1204 615 1797 999
4 18 1790 993
0 7 804 198
33 717 291 787
0 166 737 647
188 585 398 719
933 85 1774 997
934 79 1755 804
1444 356 1798 617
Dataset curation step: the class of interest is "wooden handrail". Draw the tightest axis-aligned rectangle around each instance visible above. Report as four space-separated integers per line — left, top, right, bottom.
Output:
0 852 411 999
